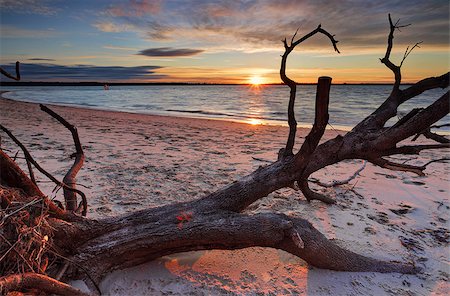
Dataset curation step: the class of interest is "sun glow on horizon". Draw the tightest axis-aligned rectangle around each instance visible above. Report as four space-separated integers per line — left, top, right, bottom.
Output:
247 118 264 125
248 75 265 85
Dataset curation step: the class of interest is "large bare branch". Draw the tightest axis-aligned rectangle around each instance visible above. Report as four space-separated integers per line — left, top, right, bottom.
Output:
294 77 331 167
292 77 334 202
280 25 339 156
401 72 449 104
378 91 449 147
40 104 86 213
70 209 417 281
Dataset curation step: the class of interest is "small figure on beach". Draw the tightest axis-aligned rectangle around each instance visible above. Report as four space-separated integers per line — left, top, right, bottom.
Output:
104 84 109 90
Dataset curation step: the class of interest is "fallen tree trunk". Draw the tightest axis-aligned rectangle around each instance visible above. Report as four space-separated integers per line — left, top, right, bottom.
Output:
1 15 449 295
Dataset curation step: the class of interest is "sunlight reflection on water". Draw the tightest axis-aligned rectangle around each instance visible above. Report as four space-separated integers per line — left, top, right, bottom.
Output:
3 84 449 131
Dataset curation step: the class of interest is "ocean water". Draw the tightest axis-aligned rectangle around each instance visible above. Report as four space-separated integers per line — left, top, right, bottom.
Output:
1 84 448 131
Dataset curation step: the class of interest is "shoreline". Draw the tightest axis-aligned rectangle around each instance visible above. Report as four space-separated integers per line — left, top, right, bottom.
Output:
0 89 354 132
0 90 290 131
0 93 448 295
1 90 288 128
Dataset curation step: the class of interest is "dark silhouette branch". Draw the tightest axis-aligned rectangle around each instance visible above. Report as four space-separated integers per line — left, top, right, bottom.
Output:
280 25 339 157
412 128 450 143
401 72 449 104
310 161 367 188
369 158 425 176
380 14 402 92
26 157 37 185
294 77 331 167
298 180 335 204
40 104 86 214
399 42 422 67
0 61 20 81
387 143 450 155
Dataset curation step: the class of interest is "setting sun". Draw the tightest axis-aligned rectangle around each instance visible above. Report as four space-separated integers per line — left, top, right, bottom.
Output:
248 75 265 85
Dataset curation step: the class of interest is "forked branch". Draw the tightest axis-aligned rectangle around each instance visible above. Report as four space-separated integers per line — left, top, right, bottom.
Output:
280 25 339 156
40 104 85 213
380 14 421 93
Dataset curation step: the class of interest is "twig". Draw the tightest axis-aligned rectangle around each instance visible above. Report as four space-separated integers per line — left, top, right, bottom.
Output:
311 161 367 187
0 233 35 272
0 239 20 262
26 157 37 185
252 156 272 163
400 42 422 67
1 198 42 222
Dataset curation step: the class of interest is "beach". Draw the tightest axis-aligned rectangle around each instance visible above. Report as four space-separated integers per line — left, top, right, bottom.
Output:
0 94 448 295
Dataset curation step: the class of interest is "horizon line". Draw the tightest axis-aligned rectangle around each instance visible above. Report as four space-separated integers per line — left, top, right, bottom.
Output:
0 81 411 86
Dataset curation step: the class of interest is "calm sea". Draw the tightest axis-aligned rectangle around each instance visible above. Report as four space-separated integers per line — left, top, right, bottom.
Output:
1 85 448 131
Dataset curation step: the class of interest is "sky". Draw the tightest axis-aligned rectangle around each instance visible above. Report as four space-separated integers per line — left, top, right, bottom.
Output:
0 0 449 84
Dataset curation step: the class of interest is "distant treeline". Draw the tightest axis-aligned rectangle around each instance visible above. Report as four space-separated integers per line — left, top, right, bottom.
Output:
0 81 406 86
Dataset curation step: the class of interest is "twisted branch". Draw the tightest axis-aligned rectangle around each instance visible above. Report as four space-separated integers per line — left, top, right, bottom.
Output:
40 104 86 214
280 25 339 156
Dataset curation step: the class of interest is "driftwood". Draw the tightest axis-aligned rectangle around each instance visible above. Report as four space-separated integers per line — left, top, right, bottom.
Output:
0 15 449 295
0 61 20 81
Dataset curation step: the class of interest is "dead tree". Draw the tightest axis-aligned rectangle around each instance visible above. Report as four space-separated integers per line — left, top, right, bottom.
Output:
0 15 449 295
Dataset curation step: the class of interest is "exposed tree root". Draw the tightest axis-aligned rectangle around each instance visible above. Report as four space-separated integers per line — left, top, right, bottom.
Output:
0 273 90 296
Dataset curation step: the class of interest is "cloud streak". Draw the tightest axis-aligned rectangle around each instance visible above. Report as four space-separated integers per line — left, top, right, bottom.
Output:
0 63 165 81
0 0 58 15
95 0 449 52
0 25 59 38
28 58 56 61
137 47 204 57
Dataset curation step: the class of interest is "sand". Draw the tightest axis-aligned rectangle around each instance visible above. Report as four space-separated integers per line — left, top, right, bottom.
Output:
0 94 449 295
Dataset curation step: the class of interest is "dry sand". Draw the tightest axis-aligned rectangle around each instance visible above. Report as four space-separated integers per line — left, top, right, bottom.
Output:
0 94 449 295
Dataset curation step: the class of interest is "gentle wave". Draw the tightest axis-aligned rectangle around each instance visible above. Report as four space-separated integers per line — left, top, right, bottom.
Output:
1 84 448 130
